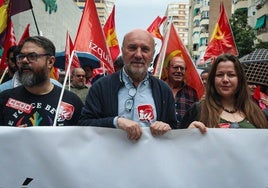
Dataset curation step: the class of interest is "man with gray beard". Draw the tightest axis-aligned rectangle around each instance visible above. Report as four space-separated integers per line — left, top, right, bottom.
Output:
78 29 177 140
0 36 83 127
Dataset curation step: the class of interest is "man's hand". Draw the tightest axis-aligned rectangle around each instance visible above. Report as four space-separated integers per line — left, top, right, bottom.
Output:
150 121 171 136
118 117 142 140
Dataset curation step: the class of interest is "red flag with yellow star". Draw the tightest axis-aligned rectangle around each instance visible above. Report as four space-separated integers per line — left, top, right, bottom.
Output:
154 23 204 99
203 2 238 61
103 5 120 62
147 16 167 41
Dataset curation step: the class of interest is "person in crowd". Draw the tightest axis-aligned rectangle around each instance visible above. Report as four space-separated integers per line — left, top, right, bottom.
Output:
113 55 124 72
67 67 89 104
0 36 83 127
0 45 62 93
78 29 177 140
83 65 93 87
200 69 209 89
200 68 210 99
180 53 268 132
164 56 198 127
247 83 268 117
0 45 18 84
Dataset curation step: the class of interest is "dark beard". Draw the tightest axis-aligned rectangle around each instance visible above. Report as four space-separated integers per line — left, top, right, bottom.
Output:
19 64 48 87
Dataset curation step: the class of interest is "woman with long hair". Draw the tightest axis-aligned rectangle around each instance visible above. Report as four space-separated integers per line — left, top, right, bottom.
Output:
181 54 268 132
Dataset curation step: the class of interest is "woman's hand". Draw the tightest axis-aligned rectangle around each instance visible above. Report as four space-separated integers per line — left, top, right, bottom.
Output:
188 121 207 134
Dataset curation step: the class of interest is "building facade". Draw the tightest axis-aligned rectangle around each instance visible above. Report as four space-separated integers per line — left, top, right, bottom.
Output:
73 0 114 26
233 0 268 45
12 0 82 52
163 2 190 46
187 0 232 63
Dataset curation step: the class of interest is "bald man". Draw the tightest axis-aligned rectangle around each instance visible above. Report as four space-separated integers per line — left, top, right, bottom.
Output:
79 29 177 140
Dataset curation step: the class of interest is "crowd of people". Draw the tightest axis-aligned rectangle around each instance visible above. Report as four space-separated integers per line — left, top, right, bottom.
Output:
0 29 267 139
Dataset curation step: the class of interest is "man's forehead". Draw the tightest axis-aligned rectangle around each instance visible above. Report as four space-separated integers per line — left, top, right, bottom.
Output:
21 42 43 52
171 57 185 64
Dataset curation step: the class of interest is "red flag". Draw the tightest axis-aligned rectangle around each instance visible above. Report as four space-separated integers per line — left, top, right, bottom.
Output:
18 23 30 45
8 0 32 16
147 16 167 41
103 5 120 62
0 0 32 47
203 2 238 61
253 85 261 101
154 23 204 99
74 0 114 74
0 19 16 70
65 31 80 72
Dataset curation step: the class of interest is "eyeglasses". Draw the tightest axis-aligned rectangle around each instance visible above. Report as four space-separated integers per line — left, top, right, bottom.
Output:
16 52 51 63
75 75 85 78
170 66 185 71
125 87 137 112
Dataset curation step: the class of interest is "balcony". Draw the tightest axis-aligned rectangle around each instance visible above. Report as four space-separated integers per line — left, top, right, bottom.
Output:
193 26 201 34
256 28 268 42
255 0 266 10
233 0 248 11
200 32 209 39
200 18 209 26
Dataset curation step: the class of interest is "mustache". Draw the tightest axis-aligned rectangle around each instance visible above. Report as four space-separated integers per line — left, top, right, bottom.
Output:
20 64 32 71
173 72 183 76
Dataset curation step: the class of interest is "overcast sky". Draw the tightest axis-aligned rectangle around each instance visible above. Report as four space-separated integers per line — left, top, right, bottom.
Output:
114 0 186 50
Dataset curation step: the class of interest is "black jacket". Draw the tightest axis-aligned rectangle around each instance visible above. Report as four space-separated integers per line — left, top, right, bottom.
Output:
78 71 177 129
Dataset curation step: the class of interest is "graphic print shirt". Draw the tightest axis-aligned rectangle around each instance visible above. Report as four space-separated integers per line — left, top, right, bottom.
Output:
0 85 83 126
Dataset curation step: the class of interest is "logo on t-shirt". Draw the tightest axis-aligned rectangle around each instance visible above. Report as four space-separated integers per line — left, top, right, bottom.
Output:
6 98 33 114
58 101 75 121
138 104 154 123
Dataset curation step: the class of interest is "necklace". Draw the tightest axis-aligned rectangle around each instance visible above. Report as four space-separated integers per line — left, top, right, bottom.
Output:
223 108 237 114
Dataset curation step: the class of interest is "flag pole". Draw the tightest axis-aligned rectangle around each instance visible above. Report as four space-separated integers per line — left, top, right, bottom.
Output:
30 9 40 35
0 67 8 84
52 50 75 126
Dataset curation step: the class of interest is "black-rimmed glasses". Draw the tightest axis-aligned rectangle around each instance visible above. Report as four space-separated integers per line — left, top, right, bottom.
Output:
170 65 185 71
125 87 137 112
16 52 51 63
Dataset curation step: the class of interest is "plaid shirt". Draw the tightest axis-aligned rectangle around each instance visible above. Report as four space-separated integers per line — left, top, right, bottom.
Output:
175 83 198 126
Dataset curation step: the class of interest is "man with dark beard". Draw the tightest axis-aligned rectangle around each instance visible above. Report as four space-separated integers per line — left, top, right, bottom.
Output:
78 29 177 140
0 36 83 127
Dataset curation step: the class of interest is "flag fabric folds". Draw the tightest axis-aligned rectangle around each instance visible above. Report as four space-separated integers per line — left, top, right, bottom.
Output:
147 16 167 41
0 19 16 70
203 2 238 61
18 23 30 45
0 0 32 48
65 31 80 72
74 0 114 74
154 23 204 99
8 0 32 16
103 5 120 62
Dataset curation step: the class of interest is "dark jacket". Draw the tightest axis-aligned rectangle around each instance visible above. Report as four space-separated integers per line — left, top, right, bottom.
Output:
180 102 201 129
78 71 177 129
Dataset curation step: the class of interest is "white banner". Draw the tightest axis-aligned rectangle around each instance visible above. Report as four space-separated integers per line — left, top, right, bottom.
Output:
0 127 268 188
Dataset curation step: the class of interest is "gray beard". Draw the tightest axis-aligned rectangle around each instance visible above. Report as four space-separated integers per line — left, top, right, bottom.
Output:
19 71 47 87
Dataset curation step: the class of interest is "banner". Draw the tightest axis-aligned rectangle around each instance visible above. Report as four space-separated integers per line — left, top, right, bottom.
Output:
0 127 268 187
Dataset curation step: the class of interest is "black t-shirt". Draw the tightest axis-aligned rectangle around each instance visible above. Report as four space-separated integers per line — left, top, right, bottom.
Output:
0 85 84 126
